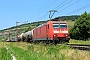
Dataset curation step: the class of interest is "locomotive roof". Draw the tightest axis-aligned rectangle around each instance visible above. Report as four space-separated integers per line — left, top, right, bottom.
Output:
36 23 46 28
51 20 67 23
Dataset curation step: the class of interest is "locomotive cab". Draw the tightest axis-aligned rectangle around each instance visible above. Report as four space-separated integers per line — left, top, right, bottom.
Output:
52 21 70 43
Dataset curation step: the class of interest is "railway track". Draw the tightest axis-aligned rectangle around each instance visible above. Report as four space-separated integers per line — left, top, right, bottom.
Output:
67 44 90 51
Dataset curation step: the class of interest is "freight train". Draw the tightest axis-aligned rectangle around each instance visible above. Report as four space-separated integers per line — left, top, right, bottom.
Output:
17 20 70 44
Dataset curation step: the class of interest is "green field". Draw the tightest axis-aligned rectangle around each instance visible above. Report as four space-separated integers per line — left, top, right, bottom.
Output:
4 41 90 60
0 39 90 60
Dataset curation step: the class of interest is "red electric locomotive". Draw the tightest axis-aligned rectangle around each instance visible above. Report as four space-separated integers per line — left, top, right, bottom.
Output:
33 20 70 44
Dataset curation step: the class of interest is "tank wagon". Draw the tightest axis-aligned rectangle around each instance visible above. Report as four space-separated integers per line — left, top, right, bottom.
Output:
23 30 33 42
18 33 25 41
18 29 34 42
18 20 70 44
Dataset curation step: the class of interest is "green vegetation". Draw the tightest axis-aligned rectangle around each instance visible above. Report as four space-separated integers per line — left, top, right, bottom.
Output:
70 12 90 40
8 45 37 60
0 42 12 60
7 44 52 60
69 39 90 45
0 48 12 60
0 42 4 48
55 15 80 21
6 42 90 60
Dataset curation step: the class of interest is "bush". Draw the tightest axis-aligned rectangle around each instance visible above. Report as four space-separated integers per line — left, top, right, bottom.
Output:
70 12 90 40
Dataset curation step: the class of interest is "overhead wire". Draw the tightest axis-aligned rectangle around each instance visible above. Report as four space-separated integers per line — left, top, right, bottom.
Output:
37 0 59 20
55 0 73 10
59 0 80 11
36 0 52 13
39 0 70 19
66 4 90 15
31 0 59 21
41 0 73 19
53 0 68 9
37 0 86 20
38 13 48 20
25 0 89 21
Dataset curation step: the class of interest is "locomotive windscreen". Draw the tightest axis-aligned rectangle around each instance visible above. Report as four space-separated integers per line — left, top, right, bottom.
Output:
53 23 67 28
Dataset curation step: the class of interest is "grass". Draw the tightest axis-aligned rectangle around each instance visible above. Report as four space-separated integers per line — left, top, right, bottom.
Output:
8 45 36 60
0 39 90 60
0 42 12 60
6 42 90 60
7 43 52 60
0 42 4 48
69 39 90 45
0 48 12 60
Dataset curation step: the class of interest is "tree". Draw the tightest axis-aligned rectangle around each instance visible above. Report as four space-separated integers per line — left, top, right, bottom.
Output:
70 11 90 40
25 26 31 32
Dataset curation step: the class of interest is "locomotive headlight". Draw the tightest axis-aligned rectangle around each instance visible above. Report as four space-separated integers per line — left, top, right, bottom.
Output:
54 35 56 37
54 34 57 37
65 34 68 36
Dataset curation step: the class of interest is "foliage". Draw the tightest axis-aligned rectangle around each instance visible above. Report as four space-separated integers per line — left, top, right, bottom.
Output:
0 48 12 60
55 15 80 21
70 12 90 40
8 45 35 60
25 26 32 32
5 42 90 60
7 44 51 60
